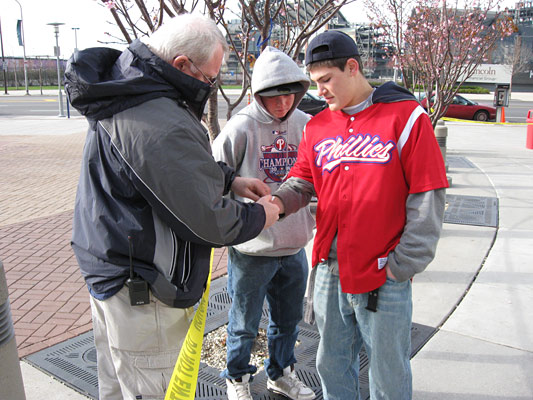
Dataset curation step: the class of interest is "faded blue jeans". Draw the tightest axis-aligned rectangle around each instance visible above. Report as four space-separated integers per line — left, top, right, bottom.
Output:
221 247 308 381
314 260 413 400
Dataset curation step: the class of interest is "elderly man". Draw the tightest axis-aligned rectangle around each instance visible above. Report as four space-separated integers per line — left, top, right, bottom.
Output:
65 13 279 400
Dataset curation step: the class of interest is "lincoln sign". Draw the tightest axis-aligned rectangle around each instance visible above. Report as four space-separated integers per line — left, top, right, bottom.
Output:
463 64 513 84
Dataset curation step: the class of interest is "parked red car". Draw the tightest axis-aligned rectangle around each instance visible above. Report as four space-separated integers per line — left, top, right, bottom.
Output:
420 94 496 121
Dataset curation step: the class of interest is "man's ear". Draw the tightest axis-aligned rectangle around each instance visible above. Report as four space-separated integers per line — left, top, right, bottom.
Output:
172 55 188 71
347 58 359 76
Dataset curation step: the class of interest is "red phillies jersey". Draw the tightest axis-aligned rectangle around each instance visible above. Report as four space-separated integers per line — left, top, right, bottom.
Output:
288 100 449 294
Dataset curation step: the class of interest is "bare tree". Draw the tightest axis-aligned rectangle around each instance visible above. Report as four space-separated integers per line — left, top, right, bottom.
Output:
491 35 533 76
203 0 227 139
364 0 414 89
252 0 357 60
95 0 194 44
216 6 255 122
95 0 358 138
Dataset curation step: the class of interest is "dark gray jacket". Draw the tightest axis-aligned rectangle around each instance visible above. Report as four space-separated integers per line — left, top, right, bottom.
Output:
65 40 265 307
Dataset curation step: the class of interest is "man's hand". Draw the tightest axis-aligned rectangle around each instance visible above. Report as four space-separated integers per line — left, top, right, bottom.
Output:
257 195 280 230
231 177 271 201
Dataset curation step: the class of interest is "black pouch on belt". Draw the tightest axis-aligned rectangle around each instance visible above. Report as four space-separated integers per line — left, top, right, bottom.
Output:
366 288 379 312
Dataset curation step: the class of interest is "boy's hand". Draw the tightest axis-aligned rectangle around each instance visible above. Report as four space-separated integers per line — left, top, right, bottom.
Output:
270 196 285 215
231 177 271 201
385 264 398 281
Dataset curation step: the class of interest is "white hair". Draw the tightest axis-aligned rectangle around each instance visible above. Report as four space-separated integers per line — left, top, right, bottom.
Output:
144 13 228 65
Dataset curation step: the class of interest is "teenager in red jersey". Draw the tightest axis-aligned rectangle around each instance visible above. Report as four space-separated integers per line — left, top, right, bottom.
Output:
272 30 449 400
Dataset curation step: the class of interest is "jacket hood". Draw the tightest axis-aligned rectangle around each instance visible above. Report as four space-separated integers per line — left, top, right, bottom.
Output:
64 39 212 120
372 81 416 104
250 46 310 122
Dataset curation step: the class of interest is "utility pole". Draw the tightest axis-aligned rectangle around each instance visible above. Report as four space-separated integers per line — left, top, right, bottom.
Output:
14 0 29 95
47 23 65 117
0 17 8 94
72 27 79 51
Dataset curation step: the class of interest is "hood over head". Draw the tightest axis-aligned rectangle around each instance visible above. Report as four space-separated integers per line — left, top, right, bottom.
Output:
64 39 212 121
250 46 310 121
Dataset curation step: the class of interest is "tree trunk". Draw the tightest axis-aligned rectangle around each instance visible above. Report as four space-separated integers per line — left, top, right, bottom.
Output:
206 89 220 141
401 66 410 91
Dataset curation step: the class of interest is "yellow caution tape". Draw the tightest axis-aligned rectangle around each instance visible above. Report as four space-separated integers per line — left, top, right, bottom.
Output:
441 117 532 126
429 107 530 125
165 249 213 400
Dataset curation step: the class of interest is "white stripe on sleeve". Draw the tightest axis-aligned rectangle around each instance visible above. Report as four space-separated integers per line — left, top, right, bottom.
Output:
397 105 426 158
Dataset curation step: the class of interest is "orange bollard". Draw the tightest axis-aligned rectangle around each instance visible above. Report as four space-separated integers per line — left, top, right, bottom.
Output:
527 110 533 149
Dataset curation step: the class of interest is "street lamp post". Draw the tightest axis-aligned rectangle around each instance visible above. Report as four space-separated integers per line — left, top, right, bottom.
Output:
14 0 29 95
72 27 79 51
47 22 65 117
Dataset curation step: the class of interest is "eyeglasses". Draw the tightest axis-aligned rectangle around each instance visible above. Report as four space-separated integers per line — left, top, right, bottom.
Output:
188 58 218 87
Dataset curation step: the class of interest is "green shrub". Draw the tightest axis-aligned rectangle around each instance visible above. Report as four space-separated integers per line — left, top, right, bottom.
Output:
455 86 490 94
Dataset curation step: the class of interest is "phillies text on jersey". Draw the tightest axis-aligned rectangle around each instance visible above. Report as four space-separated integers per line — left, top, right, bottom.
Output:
314 134 396 172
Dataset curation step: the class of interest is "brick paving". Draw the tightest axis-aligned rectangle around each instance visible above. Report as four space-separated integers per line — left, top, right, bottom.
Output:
0 128 228 359
0 132 83 226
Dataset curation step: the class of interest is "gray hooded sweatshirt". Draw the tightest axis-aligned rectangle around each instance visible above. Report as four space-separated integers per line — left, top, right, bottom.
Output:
212 47 315 256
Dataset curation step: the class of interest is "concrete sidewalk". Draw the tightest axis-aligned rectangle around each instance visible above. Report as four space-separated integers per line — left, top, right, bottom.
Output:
412 122 533 399
0 114 532 399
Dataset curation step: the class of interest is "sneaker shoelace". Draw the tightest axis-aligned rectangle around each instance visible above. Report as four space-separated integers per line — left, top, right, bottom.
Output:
286 370 307 392
234 380 252 399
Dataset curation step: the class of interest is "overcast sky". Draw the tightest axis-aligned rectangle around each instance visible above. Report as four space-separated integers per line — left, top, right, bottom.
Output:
2 0 121 59
0 0 518 60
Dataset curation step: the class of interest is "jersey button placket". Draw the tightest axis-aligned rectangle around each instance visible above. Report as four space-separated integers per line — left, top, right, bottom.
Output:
343 121 355 173
340 149 351 230
340 117 355 231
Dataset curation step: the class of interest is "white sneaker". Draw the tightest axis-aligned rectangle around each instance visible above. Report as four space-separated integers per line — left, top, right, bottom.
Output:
226 373 253 400
267 366 316 400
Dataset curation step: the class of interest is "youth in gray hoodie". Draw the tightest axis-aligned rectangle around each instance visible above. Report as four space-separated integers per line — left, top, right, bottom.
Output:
212 46 317 400
213 47 315 257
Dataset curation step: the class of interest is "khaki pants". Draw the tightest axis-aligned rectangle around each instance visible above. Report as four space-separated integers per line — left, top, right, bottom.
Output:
90 286 192 400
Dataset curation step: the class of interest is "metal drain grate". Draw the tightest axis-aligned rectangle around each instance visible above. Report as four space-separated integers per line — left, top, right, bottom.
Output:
25 330 97 398
25 277 434 400
447 156 476 169
444 194 498 227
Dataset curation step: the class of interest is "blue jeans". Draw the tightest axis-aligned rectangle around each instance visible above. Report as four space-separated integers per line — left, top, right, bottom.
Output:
314 261 412 400
221 247 308 381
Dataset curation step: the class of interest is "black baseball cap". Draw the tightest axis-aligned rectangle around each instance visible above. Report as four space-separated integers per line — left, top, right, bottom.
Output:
305 30 359 66
257 82 305 97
